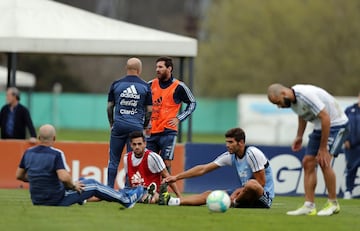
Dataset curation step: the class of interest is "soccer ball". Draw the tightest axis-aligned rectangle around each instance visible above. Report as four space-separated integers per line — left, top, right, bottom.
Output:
206 190 231 213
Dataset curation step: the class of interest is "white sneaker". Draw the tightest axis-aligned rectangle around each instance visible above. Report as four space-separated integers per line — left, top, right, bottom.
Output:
317 202 340 216
343 191 352 200
286 205 317 216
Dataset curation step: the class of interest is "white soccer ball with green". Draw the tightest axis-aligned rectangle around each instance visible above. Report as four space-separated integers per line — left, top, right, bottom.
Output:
206 190 231 213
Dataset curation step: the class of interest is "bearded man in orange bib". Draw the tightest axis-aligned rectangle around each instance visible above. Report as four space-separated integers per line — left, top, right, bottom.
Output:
147 57 196 173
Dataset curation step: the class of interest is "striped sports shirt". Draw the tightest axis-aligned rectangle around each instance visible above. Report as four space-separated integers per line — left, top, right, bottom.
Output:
291 84 348 130
213 146 275 199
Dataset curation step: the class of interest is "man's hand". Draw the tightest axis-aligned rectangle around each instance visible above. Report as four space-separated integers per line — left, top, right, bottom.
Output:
29 137 37 144
144 127 151 137
168 118 180 127
73 181 85 193
344 141 351 149
230 188 243 203
292 136 303 152
164 175 177 184
317 148 331 168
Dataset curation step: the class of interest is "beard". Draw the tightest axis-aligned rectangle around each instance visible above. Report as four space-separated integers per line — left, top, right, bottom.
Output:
282 97 292 108
157 72 169 82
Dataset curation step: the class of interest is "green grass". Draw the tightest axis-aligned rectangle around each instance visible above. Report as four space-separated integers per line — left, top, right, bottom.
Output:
55 129 224 143
1 189 359 231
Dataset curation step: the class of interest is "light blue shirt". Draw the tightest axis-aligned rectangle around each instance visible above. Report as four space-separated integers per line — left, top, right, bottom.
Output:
214 146 275 199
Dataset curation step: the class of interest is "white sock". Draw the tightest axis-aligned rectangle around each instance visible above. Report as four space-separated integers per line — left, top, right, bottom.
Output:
168 197 181 206
328 199 338 205
304 201 315 208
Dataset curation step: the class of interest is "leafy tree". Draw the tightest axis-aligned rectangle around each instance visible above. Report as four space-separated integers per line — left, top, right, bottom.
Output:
196 0 360 97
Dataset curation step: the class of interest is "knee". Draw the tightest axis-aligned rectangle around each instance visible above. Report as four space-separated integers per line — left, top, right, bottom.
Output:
302 156 316 170
244 179 262 193
80 178 97 185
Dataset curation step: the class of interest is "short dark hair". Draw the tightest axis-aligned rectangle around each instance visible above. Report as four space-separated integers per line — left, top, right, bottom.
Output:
225 128 246 142
129 131 145 142
156 56 173 72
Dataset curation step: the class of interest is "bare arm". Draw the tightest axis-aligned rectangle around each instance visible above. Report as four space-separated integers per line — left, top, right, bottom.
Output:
253 169 266 187
107 101 115 128
292 116 307 152
16 168 28 182
57 169 83 193
318 109 331 151
296 116 307 138
165 162 220 183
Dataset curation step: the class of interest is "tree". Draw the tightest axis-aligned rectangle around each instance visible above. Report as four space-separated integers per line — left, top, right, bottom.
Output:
196 0 360 97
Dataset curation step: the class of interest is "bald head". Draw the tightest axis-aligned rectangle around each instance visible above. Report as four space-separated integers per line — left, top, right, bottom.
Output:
38 124 56 144
268 83 289 97
126 57 142 76
267 83 294 108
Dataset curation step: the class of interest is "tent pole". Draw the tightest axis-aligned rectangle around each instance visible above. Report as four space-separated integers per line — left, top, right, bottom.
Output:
178 57 185 143
7 52 17 88
187 57 194 143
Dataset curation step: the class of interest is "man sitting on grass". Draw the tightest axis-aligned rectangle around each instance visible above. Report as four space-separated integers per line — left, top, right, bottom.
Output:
15 124 144 207
124 131 181 204
161 128 275 208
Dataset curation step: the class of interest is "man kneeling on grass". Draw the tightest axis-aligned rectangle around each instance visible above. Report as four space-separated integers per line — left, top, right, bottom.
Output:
15 124 144 207
160 128 275 208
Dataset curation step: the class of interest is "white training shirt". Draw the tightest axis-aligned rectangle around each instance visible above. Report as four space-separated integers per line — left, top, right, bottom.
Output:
213 146 268 173
291 84 348 130
123 149 166 174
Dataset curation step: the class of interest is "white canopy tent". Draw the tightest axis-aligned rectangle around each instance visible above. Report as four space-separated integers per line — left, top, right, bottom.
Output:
0 0 198 141
0 0 197 56
0 66 35 90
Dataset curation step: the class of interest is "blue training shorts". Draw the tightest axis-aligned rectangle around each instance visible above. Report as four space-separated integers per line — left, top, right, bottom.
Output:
146 133 177 160
306 124 349 157
226 189 272 209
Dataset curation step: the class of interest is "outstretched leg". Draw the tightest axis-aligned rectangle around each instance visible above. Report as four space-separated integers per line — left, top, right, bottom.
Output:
59 179 144 207
179 191 211 206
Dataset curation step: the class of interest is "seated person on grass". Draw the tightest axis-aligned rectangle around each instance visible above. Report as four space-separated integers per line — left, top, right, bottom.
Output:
160 128 275 208
124 131 181 204
15 124 144 207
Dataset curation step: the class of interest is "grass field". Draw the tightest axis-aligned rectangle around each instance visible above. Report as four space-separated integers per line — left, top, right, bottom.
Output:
1 189 359 231
55 129 224 143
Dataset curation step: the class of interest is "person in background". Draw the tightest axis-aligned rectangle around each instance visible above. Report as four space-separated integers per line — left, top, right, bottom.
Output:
0 87 37 143
106 58 152 188
147 57 196 173
16 124 144 207
268 83 349 216
343 92 360 199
